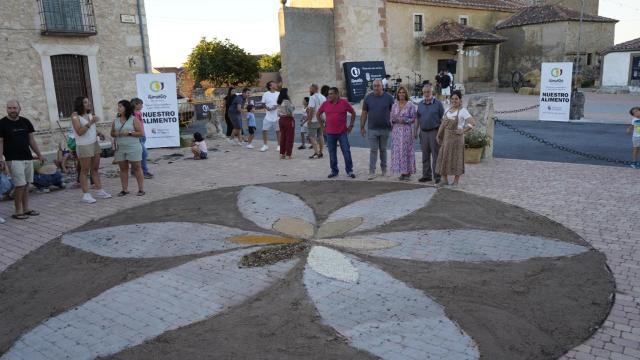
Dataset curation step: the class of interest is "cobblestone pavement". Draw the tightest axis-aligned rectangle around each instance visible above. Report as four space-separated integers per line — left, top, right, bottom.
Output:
1 137 639 359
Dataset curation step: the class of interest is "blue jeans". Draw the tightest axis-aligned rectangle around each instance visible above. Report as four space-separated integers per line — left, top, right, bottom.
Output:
140 137 149 174
326 132 353 175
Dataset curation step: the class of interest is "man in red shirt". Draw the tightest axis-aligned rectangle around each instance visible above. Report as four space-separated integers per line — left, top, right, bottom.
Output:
316 87 356 178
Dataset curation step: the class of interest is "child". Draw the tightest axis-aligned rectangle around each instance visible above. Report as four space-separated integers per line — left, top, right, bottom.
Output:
627 106 640 169
55 143 72 174
191 132 208 160
245 104 256 149
298 97 309 150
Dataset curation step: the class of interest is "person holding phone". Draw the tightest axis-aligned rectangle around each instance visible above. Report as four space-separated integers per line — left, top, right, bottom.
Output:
111 100 145 197
71 96 111 204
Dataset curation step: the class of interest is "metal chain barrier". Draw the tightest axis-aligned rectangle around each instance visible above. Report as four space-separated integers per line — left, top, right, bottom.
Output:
494 104 539 114
493 117 633 166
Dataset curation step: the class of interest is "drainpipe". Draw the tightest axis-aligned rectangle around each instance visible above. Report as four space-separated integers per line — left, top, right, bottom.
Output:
136 0 149 73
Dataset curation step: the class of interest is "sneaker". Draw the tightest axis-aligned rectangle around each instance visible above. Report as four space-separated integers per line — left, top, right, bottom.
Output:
277 146 281 152
37 188 50 193
143 173 154 179
233 140 242 146
368 172 377 180
347 172 356 179
418 177 431 183
82 193 97 204
328 173 338 178
0 217 5 224
246 144 254 149
298 145 306 150
260 145 269 152
632 163 640 169
381 170 387 177
94 189 112 199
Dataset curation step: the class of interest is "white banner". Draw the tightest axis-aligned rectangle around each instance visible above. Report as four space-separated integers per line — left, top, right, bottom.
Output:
539 62 573 122
136 73 180 148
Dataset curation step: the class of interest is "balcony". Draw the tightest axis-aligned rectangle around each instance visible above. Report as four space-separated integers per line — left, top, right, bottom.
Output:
37 0 97 36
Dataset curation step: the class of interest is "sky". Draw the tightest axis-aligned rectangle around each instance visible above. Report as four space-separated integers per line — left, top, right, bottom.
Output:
146 0 640 68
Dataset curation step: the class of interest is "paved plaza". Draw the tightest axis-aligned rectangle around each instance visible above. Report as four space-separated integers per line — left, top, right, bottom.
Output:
0 138 639 359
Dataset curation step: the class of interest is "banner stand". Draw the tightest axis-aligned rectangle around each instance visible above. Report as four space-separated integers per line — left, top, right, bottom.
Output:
539 62 573 122
136 73 180 148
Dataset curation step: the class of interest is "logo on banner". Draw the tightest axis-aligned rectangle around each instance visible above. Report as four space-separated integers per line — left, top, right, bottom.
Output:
350 67 361 78
149 81 165 92
551 68 563 77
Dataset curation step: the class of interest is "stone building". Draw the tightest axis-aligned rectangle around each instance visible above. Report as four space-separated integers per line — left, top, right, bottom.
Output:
0 0 151 153
496 3 617 86
279 0 522 105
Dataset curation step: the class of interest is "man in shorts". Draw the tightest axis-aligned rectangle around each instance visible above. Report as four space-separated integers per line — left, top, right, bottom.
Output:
307 84 326 159
228 88 250 145
0 100 44 220
260 81 280 152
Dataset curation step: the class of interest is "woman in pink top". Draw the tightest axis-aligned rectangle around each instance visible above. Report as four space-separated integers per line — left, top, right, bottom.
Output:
131 98 153 179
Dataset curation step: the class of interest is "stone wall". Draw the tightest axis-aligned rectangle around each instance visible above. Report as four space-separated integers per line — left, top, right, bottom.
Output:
0 0 151 154
498 21 614 86
279 6 336 107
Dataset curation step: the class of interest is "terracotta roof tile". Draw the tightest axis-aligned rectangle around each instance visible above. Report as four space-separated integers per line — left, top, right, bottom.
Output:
388 0 526 12
600 37 640 54
496 4 617 29
421 20 507 46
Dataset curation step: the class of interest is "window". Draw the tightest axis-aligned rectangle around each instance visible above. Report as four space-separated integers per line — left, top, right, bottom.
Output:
587 53 592 66
414 14 424 32
38 0 97 35
51 55 93 118
632 56 640 81
459 16 469 26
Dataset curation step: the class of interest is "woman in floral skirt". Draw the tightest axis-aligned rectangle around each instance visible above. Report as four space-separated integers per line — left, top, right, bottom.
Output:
390 87 417 180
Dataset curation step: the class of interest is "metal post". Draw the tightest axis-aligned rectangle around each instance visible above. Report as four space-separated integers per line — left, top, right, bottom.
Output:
136 0 149 73
575 0 585 89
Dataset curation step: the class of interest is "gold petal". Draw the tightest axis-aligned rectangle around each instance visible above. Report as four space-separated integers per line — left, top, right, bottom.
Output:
317 218 363 239
273 217 315 239
228 235 300 245
315 237 399 250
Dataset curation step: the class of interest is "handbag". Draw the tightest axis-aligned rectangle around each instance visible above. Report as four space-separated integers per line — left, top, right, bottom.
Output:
0 172 14 195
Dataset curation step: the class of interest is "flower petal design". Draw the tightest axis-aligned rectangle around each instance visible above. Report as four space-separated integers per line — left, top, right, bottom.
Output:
62 222 262 258
304 250 479 360
307 246 359 283
1 249 297 360
315 237 399 250
237 186 316 237
348 230 589 262
322 188 436 235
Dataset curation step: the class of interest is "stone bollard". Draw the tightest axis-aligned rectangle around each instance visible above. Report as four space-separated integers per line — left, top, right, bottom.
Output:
570 91 585 120
466 96 495 160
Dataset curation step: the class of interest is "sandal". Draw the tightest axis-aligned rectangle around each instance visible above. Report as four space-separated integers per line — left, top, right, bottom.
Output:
137 191 146 196
309 153 319 159
24 210 40 216
117 191 129 197
11 214 28 220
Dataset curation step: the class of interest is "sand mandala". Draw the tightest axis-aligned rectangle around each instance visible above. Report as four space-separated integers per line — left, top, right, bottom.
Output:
0 182 614 360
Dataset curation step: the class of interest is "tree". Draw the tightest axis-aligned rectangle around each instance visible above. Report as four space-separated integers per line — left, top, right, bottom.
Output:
184 38 259 86
257 53 281 72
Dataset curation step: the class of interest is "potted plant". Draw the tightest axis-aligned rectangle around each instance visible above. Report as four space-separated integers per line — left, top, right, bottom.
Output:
464 130 490 164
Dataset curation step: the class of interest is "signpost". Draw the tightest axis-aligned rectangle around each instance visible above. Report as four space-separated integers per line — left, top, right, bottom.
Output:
539 62 573 122
343 61 386 103
194 103 215 120
136 73 180 148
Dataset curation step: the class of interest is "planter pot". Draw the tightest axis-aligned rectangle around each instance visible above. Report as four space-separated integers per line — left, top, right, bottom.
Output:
465 147 484 164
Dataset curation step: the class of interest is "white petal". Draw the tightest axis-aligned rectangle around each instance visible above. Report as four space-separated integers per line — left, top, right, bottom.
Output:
1 249 297 360
62 222 260 258
307 246 359 283
359 230 589 262
323 188 436 234
237 186 316 234
304 253 479 360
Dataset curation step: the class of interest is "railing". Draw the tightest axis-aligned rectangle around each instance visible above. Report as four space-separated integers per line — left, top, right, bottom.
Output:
37 0 97 36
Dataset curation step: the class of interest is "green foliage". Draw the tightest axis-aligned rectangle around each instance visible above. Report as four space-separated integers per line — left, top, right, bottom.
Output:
184 37 259 86
257 53 281 72
464 130 491 148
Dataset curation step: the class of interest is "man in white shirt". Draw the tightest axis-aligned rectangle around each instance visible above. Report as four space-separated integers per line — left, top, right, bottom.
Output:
382 75 390 91
260 81 280 152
